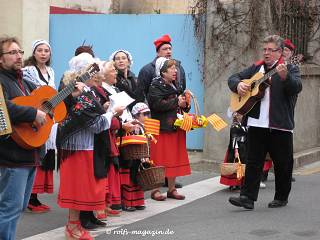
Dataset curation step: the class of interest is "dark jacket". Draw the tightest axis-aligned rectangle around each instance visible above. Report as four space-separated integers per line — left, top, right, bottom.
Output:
228 61 302 130
138 57 186 100
0 68 39 167
115 70 144 110
147 77 188 132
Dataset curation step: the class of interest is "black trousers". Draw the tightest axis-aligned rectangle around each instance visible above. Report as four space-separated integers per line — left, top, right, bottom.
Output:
241 127 293 201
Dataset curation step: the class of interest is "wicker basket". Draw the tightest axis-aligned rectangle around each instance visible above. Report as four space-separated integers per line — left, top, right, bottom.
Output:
220 156 246 176
220 163 246 176
137 165 165 191
120 143 149 160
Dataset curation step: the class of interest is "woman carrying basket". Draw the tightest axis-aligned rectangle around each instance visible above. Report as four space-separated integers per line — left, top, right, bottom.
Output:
220 112 247 190
147 57 190 201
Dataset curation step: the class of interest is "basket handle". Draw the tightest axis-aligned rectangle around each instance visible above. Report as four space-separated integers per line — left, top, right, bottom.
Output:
233 148 242 164
185 90 200 116
233 149 244 180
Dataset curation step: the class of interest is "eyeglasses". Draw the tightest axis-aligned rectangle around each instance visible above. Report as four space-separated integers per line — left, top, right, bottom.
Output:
263 48 279 53
2 50 24 55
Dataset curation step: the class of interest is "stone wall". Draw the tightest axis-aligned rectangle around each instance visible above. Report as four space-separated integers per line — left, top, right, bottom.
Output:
49 0 197 13
116 0 197 14
0 0 50 57
49 0 112 13
293 64 320 167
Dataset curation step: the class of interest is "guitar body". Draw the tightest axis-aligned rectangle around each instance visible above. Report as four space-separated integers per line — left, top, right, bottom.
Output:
230 71 267 115
11 86 67 149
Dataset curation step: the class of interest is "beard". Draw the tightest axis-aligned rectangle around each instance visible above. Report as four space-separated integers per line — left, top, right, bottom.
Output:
13 61 23 70
1 59 23 71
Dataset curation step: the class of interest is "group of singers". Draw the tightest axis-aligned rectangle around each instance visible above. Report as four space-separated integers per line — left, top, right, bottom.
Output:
0 33 301 240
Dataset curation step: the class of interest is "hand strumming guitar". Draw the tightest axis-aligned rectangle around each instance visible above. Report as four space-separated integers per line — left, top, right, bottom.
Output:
35 110 47 126
237 82 251 96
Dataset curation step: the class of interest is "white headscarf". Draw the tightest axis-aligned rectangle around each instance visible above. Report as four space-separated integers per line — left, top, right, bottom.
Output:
32 39 51 53
155 57 168 77
109 49 133 66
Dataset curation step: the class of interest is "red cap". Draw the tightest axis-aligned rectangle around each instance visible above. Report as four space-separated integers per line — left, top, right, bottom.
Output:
154 34 172 51
283 39 296 51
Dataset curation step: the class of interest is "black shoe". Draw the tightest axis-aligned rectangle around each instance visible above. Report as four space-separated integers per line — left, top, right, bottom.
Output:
122 206 136 212
81 220 99 230
163 178 183 188
135 205 146 210
91 218 107 227
229 186 240 191
110 204 122 211
229 195 254 210
268 199 288 208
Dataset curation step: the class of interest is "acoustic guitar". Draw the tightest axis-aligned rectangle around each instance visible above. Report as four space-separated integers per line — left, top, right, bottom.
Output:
11 63 100 149
229 55 303 115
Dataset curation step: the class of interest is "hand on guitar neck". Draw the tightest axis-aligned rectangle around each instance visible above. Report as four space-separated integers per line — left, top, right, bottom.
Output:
275 63 288 80
237 82 251 96
71 82 86 97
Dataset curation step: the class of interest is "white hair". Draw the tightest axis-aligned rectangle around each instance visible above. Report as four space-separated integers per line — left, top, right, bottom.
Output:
68 52 95 72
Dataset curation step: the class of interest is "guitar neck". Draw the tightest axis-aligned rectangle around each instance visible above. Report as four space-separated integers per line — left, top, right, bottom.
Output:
49 72 91 108
257 67 278 85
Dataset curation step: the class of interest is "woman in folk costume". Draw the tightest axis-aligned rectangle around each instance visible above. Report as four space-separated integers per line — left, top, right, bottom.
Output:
109 49 145 110
119 102 149 211
147 57 190 201
97 61 137 217
220 112 248 190
22 39 56 212
56 53 123 239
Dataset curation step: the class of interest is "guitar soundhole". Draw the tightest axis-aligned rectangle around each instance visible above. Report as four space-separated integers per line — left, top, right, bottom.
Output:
251 82 256 90
31 124 38 132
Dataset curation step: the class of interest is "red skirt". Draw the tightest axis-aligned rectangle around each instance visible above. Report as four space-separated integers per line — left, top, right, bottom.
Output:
263 159 273 172
120 168 144 207
58 150 106 211
32 167 53 194
150 129 191 178
107 164 121 206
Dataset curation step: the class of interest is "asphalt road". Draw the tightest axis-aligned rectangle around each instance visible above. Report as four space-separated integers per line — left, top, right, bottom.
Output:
17 161 320 240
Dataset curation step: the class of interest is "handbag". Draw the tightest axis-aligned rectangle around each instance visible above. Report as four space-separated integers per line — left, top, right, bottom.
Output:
220 156 245 179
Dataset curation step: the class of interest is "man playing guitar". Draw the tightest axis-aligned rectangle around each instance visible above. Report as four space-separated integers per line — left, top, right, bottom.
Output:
228 35 302 210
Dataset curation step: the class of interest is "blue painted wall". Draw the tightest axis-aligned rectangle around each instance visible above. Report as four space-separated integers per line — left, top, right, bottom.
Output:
49 14 204 149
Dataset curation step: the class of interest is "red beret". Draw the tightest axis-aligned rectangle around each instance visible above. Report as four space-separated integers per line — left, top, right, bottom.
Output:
283 39 295 51
154 34 172 51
